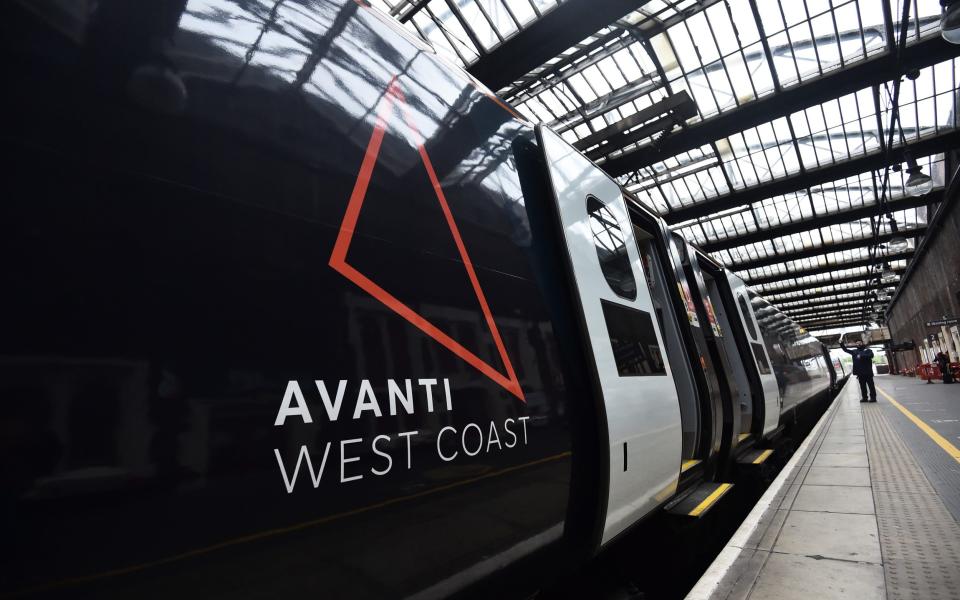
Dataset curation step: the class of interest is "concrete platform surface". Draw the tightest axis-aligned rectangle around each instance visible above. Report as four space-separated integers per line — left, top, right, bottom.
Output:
687 376 960 600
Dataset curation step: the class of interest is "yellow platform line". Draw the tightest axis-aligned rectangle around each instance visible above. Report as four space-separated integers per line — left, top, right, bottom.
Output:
752 449 773 464
876 387 960 464
689 483 733 517
738 433 750 442
681 459 701 473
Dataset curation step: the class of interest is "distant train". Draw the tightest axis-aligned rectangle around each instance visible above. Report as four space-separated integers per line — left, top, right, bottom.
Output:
0 1 844 598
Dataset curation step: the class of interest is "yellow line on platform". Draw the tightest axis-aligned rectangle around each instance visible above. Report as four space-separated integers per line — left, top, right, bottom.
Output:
681 459 701 473
689 483 732 517
876 387 960 464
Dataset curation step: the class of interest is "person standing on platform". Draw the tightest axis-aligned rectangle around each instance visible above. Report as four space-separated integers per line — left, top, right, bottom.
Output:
935 351 954 384
841 338 876 402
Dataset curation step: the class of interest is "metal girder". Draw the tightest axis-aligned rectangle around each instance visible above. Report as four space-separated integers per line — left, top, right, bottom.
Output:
785 296 867 312
467 0 647 92
654 130 960 224
798 309 871 322
778 292 888 313
695 192 936 253
505 0 721 107
727 226 926 271
795 306 874 321
802 318 869 330
757 267 904 297
744 251 914 286
785 297 865 313
799 313 871 325
787 302 868 320
576 91 697 152
764 277 900 303
601 34 960 177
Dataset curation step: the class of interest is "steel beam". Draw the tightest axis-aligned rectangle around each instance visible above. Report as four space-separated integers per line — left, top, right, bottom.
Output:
787 303 868 320
763 279 899 303
576 91 696 153
467 0 647 92
744 251 914 286
800 313 872 325
795 306 874 321
757 268 904 297
778 292 888 313
652 130 960 224
695 192 936 253
727 226 926 271
601 35 960 177
802 319 869 329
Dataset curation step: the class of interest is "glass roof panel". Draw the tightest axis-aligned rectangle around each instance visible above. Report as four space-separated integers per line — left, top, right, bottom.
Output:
371 0 948 320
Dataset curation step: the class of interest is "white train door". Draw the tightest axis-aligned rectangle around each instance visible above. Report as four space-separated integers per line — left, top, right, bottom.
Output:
726 273 781 435
536 125 682 546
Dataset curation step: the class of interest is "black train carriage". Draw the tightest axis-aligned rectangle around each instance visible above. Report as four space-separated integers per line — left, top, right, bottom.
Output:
0 1 842 598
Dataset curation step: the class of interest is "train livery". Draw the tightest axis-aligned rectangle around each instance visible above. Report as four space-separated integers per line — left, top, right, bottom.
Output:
0 1 841 598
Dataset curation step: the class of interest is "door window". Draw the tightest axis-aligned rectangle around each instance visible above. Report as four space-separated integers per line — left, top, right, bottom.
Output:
587 195 637 300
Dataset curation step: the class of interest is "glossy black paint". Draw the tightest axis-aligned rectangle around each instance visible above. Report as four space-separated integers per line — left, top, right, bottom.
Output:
0 2 586 597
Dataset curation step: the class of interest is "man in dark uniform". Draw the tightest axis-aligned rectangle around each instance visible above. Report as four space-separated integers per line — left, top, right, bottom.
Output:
935 352 954 384
841 338 876 402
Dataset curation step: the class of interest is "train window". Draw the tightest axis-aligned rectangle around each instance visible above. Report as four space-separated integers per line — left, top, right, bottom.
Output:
751 342 772 374
600 300 666 376
587 195 637 301
737 294 758 340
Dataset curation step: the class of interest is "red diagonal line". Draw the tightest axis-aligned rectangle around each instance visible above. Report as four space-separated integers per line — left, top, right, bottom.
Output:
392 85 521 398
329 77 524 401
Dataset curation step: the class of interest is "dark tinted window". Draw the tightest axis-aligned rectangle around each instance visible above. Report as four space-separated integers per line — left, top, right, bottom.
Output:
751 342 771 374
587 196 637 300
738 294 758 340
601 300 666 376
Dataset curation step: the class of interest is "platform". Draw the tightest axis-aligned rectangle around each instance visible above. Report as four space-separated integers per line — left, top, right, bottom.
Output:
687 375 960 600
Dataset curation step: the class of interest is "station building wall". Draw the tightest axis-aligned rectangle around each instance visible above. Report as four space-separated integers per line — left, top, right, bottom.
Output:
886 191 960 372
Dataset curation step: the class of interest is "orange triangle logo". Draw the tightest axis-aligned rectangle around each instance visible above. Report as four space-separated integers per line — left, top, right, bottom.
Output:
329 77 525 402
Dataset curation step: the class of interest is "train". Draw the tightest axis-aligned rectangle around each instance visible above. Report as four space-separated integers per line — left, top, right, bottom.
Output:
0 1 844 598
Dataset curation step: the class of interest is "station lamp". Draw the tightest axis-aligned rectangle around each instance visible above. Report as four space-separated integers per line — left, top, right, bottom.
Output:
903 152 934 196
886 217 909 252
881 262 898 282
942 0 960 44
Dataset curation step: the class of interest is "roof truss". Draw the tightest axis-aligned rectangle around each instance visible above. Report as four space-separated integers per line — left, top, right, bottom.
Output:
727 227 926 271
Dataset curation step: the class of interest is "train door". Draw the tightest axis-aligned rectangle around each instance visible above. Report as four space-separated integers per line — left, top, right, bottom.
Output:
726 273 781 436
677 240 738 461
697 259 756 442
665 235 724 468
632 223 703 483
536 125 682 546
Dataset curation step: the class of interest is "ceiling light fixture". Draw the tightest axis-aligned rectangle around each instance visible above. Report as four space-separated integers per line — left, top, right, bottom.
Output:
942 0 960 44
903 152 934 196
886 216 909 252
881 262 898 282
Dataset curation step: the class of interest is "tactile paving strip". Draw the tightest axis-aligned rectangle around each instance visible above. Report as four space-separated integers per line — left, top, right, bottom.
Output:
862 405 960 600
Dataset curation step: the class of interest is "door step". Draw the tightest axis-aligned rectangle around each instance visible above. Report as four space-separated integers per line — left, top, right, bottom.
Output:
665 482 734 518
738 448 773 466
680 459 701 474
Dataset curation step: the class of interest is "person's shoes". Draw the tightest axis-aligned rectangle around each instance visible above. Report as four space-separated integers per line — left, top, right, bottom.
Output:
860 399 868 403
870 398 877 402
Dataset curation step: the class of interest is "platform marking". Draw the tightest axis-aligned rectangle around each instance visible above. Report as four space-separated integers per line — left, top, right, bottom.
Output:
738 433 750 442
752 449 773 464
876 387 960 463
688 483 733 517
680 459 701 473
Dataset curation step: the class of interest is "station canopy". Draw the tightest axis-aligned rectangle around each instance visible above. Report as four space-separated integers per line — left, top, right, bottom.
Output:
370 0 958 333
